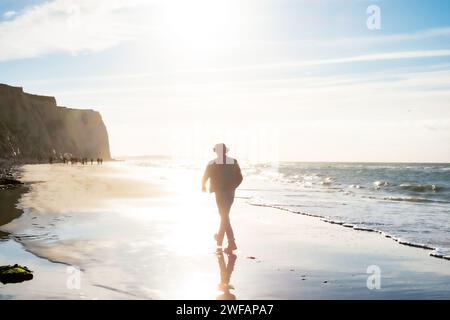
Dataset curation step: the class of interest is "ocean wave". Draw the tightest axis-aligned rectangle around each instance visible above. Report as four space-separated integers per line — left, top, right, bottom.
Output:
430 249 450 260
361 195 450 204
383 196 431 203
373 180 389 189
382 196 450 204
399 183 443 193
320 177 335 186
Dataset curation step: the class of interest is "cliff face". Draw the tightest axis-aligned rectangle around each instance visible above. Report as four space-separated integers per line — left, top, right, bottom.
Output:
0 84 111 161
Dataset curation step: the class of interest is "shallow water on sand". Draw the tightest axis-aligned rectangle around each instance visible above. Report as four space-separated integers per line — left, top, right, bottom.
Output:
1 163 227 298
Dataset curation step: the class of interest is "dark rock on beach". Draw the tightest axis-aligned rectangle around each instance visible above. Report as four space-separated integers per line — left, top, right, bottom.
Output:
0 264 34 284
0 177 23 190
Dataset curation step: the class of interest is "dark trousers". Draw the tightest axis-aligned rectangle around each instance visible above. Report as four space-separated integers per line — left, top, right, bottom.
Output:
215 190 235 246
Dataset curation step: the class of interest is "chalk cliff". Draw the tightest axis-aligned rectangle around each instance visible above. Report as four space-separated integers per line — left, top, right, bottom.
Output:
0 84 111 161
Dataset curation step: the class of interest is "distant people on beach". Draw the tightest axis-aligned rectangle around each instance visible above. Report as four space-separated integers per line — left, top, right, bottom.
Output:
202 143 243 253
50 155 103 165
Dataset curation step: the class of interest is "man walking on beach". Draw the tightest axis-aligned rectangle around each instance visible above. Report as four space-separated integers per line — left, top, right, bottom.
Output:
202 143 243 253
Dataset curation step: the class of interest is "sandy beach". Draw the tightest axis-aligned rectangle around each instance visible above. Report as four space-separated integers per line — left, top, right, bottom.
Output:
1 162 450 299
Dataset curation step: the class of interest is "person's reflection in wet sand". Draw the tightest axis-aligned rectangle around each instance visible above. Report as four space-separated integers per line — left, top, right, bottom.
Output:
216 251 237 300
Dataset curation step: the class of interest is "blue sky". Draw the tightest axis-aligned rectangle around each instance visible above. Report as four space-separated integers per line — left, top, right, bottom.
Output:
1 0 450 162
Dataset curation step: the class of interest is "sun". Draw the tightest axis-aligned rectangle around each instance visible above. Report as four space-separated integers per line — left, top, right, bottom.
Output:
158 0 242 54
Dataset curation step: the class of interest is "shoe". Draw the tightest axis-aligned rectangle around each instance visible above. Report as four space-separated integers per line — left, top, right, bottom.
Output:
224 242 237 254
214 233 223 247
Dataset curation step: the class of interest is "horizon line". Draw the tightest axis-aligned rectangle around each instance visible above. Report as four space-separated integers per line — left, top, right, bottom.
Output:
112 155 450 165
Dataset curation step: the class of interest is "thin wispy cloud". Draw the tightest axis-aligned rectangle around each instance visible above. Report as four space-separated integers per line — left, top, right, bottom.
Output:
3 11 16 19
0 0 449 66
41 65 450 101
171 49 450 74
0 0 150 61
267 27 450 48
1 0 450 70
18 48 450 89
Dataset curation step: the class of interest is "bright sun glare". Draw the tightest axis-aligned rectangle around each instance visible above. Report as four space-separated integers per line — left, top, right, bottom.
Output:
159 0 243 54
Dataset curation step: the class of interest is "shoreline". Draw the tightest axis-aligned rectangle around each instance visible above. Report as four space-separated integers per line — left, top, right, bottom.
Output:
248 203 450 262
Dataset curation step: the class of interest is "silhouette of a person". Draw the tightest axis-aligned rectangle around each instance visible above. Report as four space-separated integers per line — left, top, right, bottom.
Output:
202 143 243 253
216 251 237 300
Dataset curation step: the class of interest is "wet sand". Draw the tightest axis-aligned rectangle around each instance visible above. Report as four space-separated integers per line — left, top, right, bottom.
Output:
0 186 26 228
1 163 450 299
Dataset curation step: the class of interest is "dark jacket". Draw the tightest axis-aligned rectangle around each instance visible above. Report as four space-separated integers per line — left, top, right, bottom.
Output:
202 158 243 193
